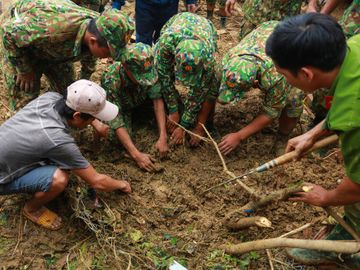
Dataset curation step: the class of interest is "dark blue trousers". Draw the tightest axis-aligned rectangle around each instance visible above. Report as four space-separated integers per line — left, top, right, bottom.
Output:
135 0 179 45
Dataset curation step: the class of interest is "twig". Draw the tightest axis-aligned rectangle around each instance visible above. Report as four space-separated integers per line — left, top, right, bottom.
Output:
167 118 211 143
323 149 341 160
266 249 275 270
200 123 259 198
13 209 23 254
279 223 312 238
0 100 13 115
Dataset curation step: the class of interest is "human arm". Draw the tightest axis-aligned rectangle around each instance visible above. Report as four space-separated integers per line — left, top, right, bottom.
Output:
289 177 360 207
91 119 110 138
225 0 237 16
153 98 169 157
320 0 342 14
115 127 157 172
73 165 131 193
219 113 272 155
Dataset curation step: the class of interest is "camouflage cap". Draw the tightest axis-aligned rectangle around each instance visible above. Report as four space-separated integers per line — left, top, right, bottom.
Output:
96 9 134 61
218 57 258 103
174 39 204 87
123 42 158 86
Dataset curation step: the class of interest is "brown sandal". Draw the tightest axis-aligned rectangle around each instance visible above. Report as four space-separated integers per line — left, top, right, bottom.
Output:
23 206 62 231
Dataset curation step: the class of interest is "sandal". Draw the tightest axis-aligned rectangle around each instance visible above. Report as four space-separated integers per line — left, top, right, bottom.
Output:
23 206 62 231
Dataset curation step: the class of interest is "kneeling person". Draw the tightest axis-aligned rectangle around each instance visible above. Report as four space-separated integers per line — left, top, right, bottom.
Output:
217 21 304 155
0 80 131 230
99 43 169 172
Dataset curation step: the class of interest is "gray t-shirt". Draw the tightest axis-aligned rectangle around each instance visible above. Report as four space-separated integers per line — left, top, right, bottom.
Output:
0 92 90 184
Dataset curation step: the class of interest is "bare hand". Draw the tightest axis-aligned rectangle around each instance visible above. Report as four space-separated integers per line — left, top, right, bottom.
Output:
225 0 236 16
285 132 316 159
91 119 109 138
134 152 157 172
187 4 197 12
170 127 185 145
16 72 35 92
155 137 169 158
118 180 132 193
167 112 180 133
288 183 328 207
218 132 242 155
189 125 205 147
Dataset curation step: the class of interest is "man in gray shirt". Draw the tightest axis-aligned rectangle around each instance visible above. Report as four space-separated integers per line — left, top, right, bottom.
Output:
0 79 131 230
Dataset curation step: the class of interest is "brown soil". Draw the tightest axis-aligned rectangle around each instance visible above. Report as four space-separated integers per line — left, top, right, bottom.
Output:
0 1 348 269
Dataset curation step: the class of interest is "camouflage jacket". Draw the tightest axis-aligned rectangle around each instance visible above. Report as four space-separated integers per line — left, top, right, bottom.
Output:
0 0 98 74
154 12 219 128
101 62 162 130
220 21 293 119
242 0 304 26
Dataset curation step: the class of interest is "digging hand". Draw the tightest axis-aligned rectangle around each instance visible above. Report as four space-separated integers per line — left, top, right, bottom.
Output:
219 132 242 155
167 112 180 133
155 137 169 158
91 119 109 138
225 0 236 16
288 183 328 207
285 132 316 159
134 152 157 172
118 180 132 193
189 125 205 147
16 71 35 92
187 4 197 12
170 127 185 145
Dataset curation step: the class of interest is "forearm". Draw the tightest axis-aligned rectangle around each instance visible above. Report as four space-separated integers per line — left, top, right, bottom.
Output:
322 177 360 207
320 0 342 14
307 0 319 11
153 98 167 139
307 119 333 142
237 113 272 140
90 174 126 192
116 127 140 159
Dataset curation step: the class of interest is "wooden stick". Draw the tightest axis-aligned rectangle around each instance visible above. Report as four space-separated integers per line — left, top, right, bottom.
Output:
279 223 312 238
200 123 260 198
220 238 360 255
266 249 275 270
226 216 272 230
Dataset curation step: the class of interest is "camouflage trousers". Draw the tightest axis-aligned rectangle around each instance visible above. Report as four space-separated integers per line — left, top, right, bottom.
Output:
0 51 76 110
339 0 360 39
283 87 304 118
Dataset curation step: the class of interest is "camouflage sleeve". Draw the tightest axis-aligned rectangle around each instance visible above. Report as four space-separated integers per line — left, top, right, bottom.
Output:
148 81 163 100
262 77 288 119
180 73 207 128
2 23 34 73
101 63 126 130
154 39 179 114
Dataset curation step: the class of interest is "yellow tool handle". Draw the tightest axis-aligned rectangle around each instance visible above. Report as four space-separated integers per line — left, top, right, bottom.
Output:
256 134 339 173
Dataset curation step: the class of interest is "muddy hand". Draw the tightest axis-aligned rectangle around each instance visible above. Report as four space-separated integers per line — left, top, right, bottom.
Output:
170 127 185 145
118 180 132 193
134 152 157 172
288 183 328 207
189 125 205 147
218 132 242 155
167 112 180 133
16 72 35 92
155 137 169 158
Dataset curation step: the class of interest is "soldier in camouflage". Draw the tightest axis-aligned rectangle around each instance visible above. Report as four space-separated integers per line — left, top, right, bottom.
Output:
154 12 219 146
97 43 168 172
0 0 134 110
217 21 304 155
224 0 304 40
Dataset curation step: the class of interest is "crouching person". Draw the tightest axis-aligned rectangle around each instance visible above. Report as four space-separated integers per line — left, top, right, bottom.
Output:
96 43 168 172
0 80 131 230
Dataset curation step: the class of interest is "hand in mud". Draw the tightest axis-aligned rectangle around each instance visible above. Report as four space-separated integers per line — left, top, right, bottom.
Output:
155 137 169 158
91 119 109 138
225 0 236 16
285 132 316 159
134 152 157 172
118 180 132 193
166 112 180 133
288 183 328 207
187 4 197 12
170 127 185 145
189 125 205 147
218 132 242 155
16 71 35 92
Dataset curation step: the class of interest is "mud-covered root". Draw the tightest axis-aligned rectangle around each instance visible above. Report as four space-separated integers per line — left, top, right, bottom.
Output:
225 216 272 230
220 238 360 255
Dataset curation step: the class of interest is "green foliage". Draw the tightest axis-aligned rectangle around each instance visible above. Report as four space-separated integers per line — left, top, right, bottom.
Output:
206 250 260 270
0 212 8 226
44 254 56 269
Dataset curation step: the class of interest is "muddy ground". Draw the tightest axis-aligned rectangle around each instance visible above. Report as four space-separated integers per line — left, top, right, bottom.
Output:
0 1 348 269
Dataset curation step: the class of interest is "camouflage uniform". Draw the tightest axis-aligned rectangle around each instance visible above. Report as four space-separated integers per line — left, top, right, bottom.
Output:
0 0 134 109
218 21 304 120
101 43 161 134
239 0 304 40
154 12 219 129
339 0 360 40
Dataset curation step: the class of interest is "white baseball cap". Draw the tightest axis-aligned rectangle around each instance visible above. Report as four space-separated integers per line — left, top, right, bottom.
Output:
66 79 118 122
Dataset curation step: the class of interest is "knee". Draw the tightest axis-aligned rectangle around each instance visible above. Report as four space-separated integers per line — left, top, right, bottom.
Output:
52 169 69 191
